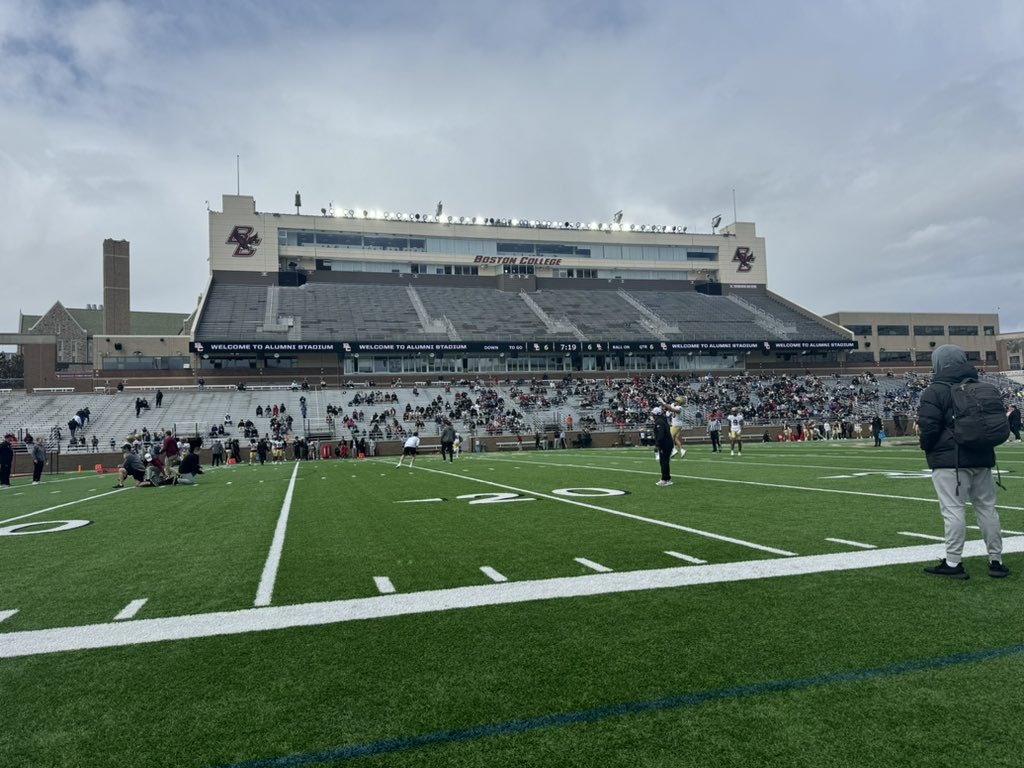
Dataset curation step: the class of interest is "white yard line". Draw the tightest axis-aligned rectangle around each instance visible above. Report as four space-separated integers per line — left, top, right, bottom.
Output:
406 462 798 557
113 599 148 621
0 610 18 624
575 557 612 573
480 566 507 583
664 551 708 564
253 462 301 608
4 536 1022 660
897 531 945 542
374 577 396 594
825 538 877 549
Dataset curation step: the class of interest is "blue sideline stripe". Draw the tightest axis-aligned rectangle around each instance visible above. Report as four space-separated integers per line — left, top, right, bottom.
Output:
221 642 1024 768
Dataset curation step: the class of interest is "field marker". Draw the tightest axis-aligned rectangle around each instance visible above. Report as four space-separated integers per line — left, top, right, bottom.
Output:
5 536 1023 660
482 456 1024 513
897 531 945 542
396 498 445 504
114 599 148 621
825 538 877 549
408 462 797 557
0 610 17 624
664 551 707 564
0 487 130 526
374 577 396 594
575 557 612 573
254 462 301 607
480 566 507 583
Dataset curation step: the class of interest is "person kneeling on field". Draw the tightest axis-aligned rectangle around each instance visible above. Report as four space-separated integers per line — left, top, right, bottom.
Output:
114 444 145 488
175 439 205 485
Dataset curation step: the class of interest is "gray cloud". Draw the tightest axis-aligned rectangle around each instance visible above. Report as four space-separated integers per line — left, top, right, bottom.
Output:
3 0 1023 340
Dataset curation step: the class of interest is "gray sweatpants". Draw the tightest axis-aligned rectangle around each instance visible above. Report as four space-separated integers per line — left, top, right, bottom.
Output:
930 467 1002 565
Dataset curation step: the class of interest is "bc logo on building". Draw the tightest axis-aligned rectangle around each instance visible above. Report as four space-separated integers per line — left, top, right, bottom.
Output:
227 225 262 257
733 246 755 272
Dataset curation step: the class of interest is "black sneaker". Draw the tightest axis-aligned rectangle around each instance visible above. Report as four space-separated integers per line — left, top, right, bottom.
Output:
924 559 969 580
989 561 1010 579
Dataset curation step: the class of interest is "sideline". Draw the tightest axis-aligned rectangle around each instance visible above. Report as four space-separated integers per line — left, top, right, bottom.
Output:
2 537 1022 659
219 640 1024 767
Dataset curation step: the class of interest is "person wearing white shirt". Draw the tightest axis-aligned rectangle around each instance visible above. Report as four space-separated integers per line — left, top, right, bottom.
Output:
661 397 687 459
396 432 421 468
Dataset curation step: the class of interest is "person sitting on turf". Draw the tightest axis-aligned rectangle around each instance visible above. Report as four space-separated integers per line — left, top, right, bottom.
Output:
136 453 171 487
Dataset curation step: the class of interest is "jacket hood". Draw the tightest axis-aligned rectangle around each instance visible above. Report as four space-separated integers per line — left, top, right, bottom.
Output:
931 344 967 374
932 360 979 384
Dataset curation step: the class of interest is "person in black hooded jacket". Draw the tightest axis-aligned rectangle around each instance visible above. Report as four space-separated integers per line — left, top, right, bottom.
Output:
917 344 1008 580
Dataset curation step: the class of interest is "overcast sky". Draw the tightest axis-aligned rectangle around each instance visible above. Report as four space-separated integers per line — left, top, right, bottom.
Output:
3 0 1023 341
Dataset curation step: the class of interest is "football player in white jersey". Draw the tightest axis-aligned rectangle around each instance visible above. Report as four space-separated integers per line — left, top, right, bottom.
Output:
727 407 744 456
661 396 687 459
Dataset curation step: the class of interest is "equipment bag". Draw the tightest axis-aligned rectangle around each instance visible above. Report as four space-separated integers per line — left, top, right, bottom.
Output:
945 379 1010 449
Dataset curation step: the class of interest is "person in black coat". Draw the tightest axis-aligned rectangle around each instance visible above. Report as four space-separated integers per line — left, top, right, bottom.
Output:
870 415 883 447
1008 405 1022 442
0 434 14 488
651 407 674 487
917 344 1007 579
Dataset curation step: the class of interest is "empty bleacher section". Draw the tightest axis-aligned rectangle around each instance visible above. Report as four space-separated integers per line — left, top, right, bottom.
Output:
193 278 849 344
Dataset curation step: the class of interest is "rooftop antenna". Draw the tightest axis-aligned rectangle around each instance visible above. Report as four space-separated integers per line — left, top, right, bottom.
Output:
236 154 240 195
732 188 738 223
436 200 443 217
613 210 623 224
711 214 722 233
294 191 302 215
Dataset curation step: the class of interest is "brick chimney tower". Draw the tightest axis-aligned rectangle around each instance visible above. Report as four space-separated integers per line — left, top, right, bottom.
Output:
103 238 131 335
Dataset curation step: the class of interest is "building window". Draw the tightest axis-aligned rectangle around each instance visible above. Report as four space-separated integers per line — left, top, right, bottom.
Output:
503 264 535 275
845 324 872 336
965 351 981 361
877 325 909 336
913 325 944 336
983 326 995 336
985 351 997 363
949 325 978 336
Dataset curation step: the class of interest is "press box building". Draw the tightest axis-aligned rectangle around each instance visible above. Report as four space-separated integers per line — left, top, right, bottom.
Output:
190 194 854 376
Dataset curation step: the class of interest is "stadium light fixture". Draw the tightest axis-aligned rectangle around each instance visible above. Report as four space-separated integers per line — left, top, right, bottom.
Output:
436 201 443 217
711 214 722 231
613 210 623 224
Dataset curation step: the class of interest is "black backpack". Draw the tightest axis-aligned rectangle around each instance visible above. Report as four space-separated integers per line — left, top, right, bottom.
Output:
944 378 1010 449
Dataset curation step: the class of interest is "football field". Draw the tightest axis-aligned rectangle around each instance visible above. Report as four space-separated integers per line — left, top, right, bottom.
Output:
2 440 1023 767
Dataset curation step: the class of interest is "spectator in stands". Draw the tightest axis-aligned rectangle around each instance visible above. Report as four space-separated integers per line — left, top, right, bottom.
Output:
114 444 145 488
256 405 263 417
155 390 163 408
91 435 99 452
0 434 14 488
197 377 205 389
